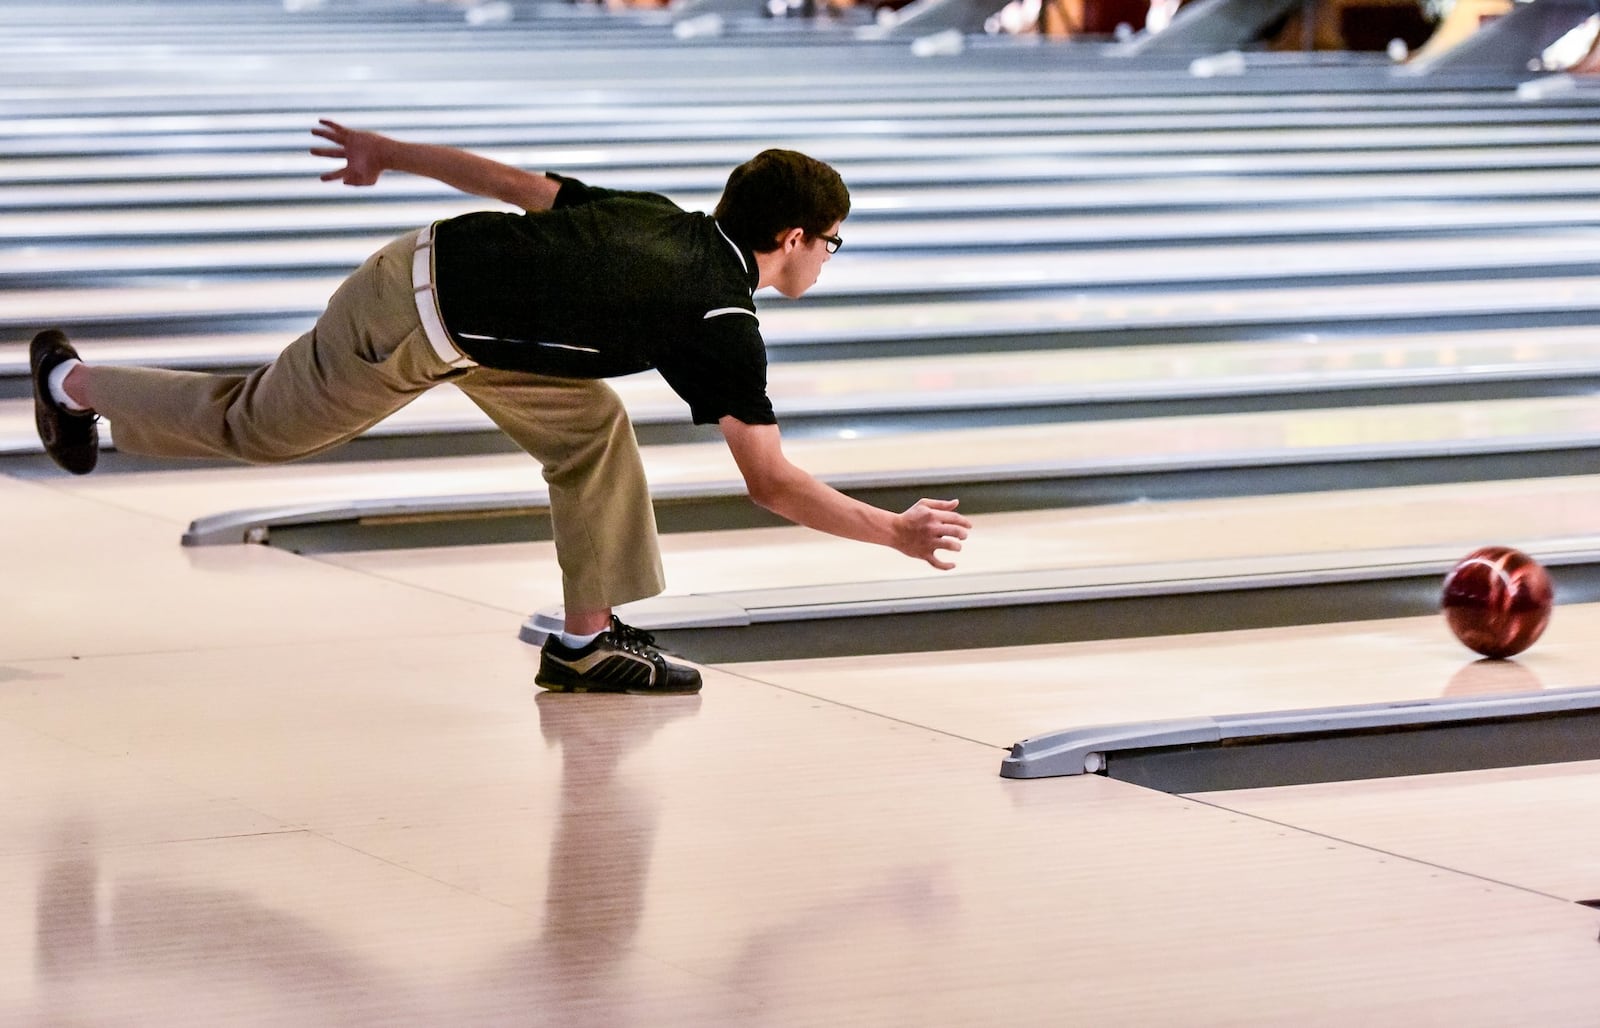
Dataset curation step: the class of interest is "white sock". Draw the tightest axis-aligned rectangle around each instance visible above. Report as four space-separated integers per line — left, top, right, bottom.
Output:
48 359 88 412
559 629 603 649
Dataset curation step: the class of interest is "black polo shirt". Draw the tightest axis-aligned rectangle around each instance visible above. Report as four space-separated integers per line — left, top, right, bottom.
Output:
431 174 777 426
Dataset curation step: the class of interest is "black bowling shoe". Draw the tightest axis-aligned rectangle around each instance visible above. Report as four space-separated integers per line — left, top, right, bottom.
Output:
30 329 98 475
536 616 702 694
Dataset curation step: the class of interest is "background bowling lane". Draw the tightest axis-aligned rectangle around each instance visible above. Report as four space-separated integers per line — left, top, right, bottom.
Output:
718 608 1593 751
33 399 1600 537
14 324 1600 451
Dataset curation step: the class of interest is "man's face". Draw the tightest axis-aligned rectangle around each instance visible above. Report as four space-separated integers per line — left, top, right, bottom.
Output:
773 221 842 299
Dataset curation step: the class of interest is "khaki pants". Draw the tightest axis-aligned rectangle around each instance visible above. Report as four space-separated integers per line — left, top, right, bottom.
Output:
81 232 666 614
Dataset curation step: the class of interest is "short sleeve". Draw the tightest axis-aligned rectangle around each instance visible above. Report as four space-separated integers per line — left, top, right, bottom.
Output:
653 313 777 426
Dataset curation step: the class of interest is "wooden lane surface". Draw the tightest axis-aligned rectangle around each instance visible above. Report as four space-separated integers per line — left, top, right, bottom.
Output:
6 469 1600 1023
13 113 1600 158
16 18 1600 1023
728 618 1600 948
18 124 1600 180
15 103 1600 148
10 264 1600 339
18 166 1600 237
9 326 1600 452
12 205 1600 280
1203 761 1600 902
716 602 1600 741
0 76 1557 114
0 75 1523 114
7 636 1599 1023
29 157 1600 215
17 97 1580 140
297 471 1600 637
14 150 1600 214
0 31 1529 90
12 233 1600 331
300 471 1600 755
0 473 507 662
24 394 1600 525
7 50 1080 96
5 646 1600 1025
9 89 1585 138
14 173 1600 257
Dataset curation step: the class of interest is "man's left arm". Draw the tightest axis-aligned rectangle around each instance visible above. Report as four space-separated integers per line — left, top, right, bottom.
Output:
719 417 971 569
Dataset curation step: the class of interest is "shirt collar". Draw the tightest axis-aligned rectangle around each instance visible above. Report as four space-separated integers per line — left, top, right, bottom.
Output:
714 220 759 292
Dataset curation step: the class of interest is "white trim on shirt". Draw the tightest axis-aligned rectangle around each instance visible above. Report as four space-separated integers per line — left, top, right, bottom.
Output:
714 221 750 278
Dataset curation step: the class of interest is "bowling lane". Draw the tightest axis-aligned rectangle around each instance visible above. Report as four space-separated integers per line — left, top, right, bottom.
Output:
301 473 1600 606
720 604 1600 749
289 477 1600 781
19 169 1600 244
14 99 1600 156
22 112 1600 159
283 468 1600 747
35 395 1600 530
14 450 1600 1022
0 74 1534 115
37 150 1390 212
810 232 1600 296
7 631 1600 1025
14 136 1600 192
11 88 1586 140
11 70 1576 109
9 326 1600 456
17 202 1600 282
13 269 1600 342
17 230 1600 298
27 134 1600 208
1201 761 1600 901
0 475 506 663
18 135 1600 190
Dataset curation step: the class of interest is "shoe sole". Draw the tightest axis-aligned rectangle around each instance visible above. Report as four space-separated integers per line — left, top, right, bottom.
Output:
534 672 701 696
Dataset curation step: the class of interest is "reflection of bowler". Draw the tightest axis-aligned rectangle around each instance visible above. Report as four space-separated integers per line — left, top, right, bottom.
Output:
31 121 972 694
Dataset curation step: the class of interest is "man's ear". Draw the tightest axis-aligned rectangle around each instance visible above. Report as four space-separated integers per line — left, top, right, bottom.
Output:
777 227 805 253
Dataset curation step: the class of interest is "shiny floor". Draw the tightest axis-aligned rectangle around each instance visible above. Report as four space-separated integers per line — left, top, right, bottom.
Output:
11 5 1600 1023
11 463 1600 1025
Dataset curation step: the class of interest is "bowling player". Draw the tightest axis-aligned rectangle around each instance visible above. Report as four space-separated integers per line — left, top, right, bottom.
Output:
29 120 972 695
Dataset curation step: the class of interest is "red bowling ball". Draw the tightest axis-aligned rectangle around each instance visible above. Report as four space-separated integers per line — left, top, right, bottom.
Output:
1441 546 1554 659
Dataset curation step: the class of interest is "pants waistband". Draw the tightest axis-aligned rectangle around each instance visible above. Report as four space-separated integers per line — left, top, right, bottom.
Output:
412 224 478 370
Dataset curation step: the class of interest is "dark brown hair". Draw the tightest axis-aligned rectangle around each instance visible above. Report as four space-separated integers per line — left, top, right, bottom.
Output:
713 149 850 254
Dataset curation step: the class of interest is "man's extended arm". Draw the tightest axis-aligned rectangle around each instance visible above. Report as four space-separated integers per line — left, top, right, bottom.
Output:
720 417 971 569
310 119 559 213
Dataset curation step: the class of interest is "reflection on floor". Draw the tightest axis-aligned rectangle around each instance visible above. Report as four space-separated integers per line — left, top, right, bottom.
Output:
11 1 1600 1022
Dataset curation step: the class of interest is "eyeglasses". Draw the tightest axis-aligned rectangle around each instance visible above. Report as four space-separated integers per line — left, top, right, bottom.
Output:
818 233 843 254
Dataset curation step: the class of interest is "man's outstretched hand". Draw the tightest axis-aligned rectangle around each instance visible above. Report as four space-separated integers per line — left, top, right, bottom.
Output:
894 498 972 570
310 119 390 186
